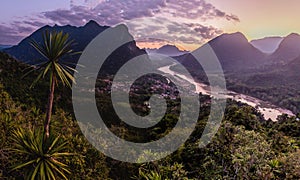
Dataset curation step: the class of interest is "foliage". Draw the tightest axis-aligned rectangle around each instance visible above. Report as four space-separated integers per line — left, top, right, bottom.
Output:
10 128 72 179
230 126 274 179
0 51 299 179
28 30 78 88
134 162 189 180
0 81 111 179
28 30 79 139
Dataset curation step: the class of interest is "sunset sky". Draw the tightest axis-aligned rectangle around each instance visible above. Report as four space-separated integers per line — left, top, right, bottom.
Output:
1 0 300 50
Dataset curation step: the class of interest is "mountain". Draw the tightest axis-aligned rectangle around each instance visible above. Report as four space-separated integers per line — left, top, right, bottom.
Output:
250 37 283 53
4 20 147 70
208 32 267 71
243 55 300 87
146 44 189 56
5 20 108 64
176 32 267 74
283 55 300 75
268 33 300 64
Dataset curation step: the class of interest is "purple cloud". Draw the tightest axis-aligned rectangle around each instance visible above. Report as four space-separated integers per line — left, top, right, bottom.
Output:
187 23 223 39
165 0 240 22
128 18 223 46
42 0 167 26
0 23 35 45
0 0 238 45
50 0 239 25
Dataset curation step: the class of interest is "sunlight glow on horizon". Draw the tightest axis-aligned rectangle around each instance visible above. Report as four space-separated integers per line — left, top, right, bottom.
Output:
208 0 300 41
1 0 300 51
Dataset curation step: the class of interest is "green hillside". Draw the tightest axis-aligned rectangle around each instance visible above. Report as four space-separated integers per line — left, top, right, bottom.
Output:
0 52 299 179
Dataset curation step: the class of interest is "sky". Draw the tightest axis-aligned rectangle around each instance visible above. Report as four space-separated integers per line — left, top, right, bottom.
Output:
0 0 300 50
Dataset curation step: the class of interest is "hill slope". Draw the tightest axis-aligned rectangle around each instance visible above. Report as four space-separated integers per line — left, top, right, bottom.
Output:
250 37 283 53
5 20 108 64
267 33 300 64
4 21 147 70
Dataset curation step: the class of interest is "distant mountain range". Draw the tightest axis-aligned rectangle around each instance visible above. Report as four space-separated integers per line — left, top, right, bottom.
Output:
146 44 189 56
4 21 300 77
2 21 300 113
5 20 109 64
171 31 300 113
267 33 300 65
4 20 147 74
208 32 267 71
176 32 267 74
5 21 300 73
175 31 300 73
250 37 283 54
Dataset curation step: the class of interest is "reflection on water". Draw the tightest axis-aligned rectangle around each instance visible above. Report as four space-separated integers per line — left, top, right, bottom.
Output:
158 63 294 121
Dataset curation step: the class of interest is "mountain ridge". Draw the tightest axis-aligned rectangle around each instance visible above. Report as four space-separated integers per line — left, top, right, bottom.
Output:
250 36 283 53
146 44 189 56
208 32 267 71
5 22 300 73
5 20 110 64
267 32 300 64
4 21 147 69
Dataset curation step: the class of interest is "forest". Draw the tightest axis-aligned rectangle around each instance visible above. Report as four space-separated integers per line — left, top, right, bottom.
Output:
0 47 299 179
0 27 300 180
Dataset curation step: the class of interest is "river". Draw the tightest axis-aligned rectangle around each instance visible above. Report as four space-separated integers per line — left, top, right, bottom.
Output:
158 63 294 121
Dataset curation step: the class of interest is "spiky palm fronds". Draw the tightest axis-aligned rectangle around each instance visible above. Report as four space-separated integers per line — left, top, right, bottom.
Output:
11 128 73 180
28 30 79 88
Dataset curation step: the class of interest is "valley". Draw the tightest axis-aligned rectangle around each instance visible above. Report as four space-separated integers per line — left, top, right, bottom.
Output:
0 21 299 179
158 63 294 121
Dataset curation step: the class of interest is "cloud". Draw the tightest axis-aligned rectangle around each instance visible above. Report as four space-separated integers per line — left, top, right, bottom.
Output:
0 16 52 44
0 24 26 45
0 0 238 46
41 0 167 26
126 18 223 47
187 23 223 39
42 0 239 26
42 7 91 25
164 0 239 22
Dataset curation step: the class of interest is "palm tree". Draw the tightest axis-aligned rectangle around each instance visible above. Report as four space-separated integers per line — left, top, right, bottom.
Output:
28 30 78 139
11 128 73 179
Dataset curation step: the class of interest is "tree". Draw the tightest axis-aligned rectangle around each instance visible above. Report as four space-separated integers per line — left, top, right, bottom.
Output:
28 30 78 139
11 128 73 179
230 126 274 179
